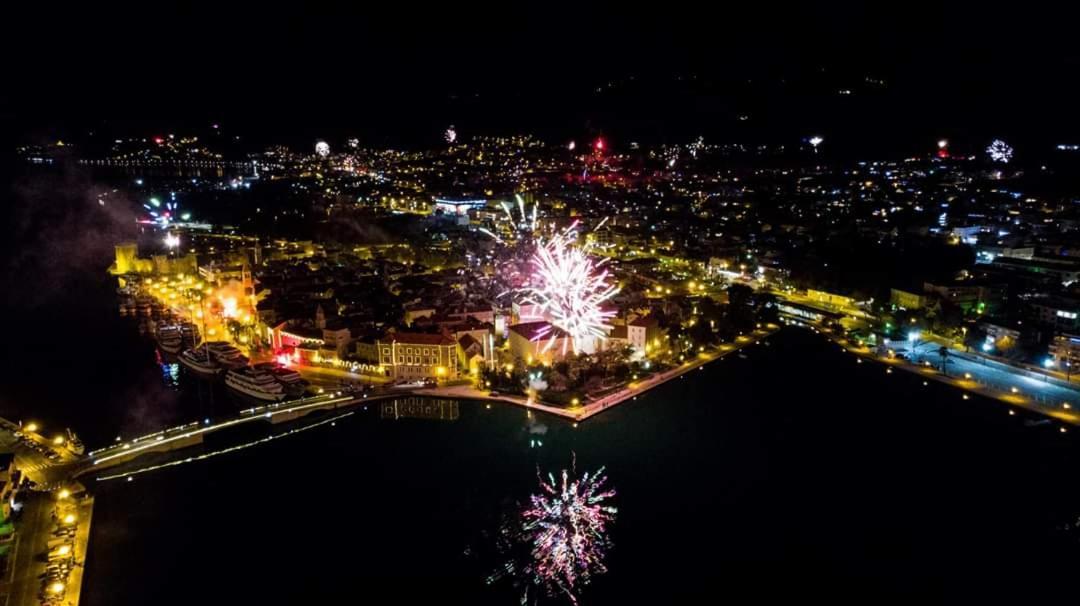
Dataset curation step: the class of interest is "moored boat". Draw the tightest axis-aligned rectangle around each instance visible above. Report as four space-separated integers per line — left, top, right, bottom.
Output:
225 367 286 401
179 348 222 376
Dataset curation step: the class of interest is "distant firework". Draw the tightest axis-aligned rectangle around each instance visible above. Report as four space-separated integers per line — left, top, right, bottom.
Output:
936 139 950 158
526 223 619 355
521 464 617 603
689 135 704 158
987 139 1013 163
479 194 542 245
505 194 538 235
445 125 457 144
140 197 187 228
315 141 330 157
808 135 824 152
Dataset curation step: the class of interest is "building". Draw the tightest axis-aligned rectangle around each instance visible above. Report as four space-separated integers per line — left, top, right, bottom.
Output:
627 315 665 359
923 281 1006 314
1028 296 1080 332
109 242 198 277
777 300 845 326
433 198 487 216
805 289 856 310
508 321 572 364
605 325 631 352
982 320 1022 352
990 256 1080 286
270 322 324 351
404 306 436 326
377 332 459 381
890 288 927 310
1049 333 1080 375
511 301 544 325
322 324 352 357
457 334 486 375
974 245 1034 264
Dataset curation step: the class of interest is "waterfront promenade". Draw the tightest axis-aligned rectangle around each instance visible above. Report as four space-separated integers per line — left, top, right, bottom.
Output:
825 328 1080 428
419 324 779 422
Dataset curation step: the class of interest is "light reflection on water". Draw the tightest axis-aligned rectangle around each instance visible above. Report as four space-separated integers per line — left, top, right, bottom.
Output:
486 460 617 605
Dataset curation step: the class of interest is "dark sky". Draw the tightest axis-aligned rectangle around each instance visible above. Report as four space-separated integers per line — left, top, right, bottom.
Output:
6 3 1080 154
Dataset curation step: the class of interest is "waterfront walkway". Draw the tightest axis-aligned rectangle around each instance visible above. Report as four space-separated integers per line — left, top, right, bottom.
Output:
418 325 779 422
826 329 1080 428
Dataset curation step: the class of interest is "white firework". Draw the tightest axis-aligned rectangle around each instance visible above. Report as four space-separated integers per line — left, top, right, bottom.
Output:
503 193 539 235
315 141 330 158
689 135 704 158
987 139 1013 163
480 194 540 244
445 125 457 144
526 223 619 355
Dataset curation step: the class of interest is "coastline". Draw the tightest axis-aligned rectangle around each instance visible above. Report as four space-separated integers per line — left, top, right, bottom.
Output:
825 328 1080 428
417 324 780 422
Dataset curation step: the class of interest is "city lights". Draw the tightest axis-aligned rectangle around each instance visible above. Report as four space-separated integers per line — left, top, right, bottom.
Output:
17 15 1080 606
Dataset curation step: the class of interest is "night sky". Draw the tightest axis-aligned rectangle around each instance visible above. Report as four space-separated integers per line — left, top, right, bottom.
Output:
6 4 1080 154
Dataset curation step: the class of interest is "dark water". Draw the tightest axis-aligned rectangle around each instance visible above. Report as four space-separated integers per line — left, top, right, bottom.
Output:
0 274 235 447
67 328 1080 605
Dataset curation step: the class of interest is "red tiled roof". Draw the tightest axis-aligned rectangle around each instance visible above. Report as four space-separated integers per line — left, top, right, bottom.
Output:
458 334 480 350
509 321 567 341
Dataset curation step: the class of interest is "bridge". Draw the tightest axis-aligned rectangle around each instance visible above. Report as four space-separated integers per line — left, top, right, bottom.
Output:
75 391 406 477
1 390 414 488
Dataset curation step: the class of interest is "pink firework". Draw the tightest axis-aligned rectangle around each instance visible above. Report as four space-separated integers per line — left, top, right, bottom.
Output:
523 465 617 602
527 223 619 354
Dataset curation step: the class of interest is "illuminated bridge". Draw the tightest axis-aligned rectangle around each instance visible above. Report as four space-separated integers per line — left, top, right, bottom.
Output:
71 391 404 478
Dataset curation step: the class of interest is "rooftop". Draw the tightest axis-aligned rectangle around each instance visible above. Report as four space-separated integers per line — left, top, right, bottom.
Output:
380 331 455 346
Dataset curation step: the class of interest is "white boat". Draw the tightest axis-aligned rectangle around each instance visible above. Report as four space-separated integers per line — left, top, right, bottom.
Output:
254 363 307 396
225 367 286 401
155 323 184 354
204 341 249 369
159 337 183 354
180 322 200 342
179 348 222 376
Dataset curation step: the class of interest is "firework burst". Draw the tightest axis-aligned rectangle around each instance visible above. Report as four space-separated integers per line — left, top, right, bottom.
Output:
526 223 619 355
140 196 188 229
522 464 617 603
479 194 540 245
987 138 1014 163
